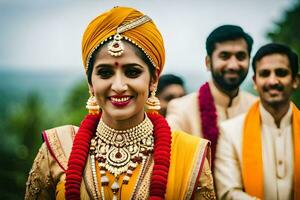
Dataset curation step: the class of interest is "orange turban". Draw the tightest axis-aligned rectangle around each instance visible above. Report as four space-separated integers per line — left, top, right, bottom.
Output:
82 7 165 76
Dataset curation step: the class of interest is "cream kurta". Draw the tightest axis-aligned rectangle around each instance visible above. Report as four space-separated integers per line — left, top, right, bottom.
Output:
166 80 257 137
214 103 294 200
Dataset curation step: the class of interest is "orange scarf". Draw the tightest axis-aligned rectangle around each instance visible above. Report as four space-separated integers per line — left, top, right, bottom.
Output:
242 101 300 199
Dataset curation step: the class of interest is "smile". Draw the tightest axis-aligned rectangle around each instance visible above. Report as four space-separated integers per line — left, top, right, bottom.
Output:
111 96 130 102
109 96 132 107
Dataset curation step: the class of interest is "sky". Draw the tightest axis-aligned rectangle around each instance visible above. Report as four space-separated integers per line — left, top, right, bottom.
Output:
0 0 297 79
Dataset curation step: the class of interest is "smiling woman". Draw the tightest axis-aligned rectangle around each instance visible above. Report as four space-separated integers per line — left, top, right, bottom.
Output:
89 41 155 129
25 6 215 200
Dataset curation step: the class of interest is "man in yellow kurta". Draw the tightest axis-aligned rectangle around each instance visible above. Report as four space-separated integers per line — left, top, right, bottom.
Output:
215 43 300 199
166 25 257 167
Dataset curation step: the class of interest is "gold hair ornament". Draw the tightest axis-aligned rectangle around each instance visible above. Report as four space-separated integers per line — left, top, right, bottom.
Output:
108 15 151 57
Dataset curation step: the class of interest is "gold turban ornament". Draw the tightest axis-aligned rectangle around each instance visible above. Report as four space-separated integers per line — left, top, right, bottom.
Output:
82 7 165 113
82 6 165 76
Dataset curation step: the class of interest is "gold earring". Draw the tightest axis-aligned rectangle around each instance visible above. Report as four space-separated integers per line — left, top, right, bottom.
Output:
146 88 160 113
86 93 100 115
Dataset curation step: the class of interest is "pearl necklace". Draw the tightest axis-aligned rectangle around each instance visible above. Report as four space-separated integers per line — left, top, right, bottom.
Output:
89 115 154 199
65 112 171 200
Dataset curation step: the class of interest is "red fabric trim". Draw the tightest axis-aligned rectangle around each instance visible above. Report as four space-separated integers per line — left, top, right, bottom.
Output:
191 144 208 199
198 82 219 170
42 131 66 171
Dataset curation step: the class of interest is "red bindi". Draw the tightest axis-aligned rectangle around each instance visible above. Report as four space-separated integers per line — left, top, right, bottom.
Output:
114 62 119 66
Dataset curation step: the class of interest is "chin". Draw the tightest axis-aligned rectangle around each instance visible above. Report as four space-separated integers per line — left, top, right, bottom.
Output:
109 111 134 121
265 99 287 107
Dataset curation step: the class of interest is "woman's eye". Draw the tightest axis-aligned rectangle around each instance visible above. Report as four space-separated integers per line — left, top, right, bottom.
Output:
125 68 142 78
97 68 113 79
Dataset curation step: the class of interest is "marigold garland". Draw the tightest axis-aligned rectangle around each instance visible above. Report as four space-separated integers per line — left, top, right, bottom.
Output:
198 82 219 170
65 112 171 200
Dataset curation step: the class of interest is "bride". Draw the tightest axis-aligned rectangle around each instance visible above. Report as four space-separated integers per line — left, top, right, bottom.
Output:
25 6 215 200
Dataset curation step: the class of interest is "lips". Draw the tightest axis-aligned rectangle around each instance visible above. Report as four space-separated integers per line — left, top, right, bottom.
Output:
263 84 284 96
267 89 282 97
109 95 132 107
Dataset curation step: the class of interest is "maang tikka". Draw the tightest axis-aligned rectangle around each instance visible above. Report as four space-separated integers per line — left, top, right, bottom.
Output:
107 15 151 57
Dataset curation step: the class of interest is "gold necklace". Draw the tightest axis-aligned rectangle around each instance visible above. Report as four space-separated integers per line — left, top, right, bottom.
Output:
89 115 154 199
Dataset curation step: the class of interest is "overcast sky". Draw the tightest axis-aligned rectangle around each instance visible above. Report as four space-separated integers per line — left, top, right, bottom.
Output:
0 0 296 77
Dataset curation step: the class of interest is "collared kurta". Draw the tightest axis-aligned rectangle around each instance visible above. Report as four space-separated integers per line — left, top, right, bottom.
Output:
166 80 257 137
214 103 294 200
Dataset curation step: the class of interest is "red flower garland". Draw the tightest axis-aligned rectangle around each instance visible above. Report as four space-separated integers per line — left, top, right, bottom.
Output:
65 112 171 200
198 82 219 170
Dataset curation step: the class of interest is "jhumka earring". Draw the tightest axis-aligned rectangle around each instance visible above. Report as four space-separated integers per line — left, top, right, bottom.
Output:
146 88 161 113
86 92 100 114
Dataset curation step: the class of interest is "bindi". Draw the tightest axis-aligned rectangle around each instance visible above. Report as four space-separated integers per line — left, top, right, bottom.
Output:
114 62 119 66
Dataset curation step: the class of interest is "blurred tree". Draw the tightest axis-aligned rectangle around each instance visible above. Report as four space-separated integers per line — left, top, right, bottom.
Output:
0 92 45 199
267 0 300 107
61 80 89 125
0 80 88 199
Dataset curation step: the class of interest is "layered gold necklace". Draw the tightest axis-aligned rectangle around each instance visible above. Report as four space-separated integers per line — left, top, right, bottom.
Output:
89 115 154 199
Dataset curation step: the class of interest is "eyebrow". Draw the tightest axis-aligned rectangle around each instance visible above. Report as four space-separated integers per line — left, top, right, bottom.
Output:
94 63 144 69
219 50 247 54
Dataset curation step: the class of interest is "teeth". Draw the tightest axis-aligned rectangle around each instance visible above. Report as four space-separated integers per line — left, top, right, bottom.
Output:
111 97 130 102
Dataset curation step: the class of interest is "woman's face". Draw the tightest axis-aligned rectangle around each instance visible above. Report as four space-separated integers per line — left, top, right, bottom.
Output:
89 42 156 128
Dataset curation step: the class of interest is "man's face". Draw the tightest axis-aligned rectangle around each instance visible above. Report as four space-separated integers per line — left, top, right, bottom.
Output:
207 38 250 92
158 84 185 116
253 53 298 108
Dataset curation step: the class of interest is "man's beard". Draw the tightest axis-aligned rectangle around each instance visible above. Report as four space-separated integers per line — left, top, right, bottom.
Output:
211 67 248 92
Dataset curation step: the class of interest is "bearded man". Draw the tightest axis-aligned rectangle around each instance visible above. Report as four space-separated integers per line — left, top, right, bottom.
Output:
166 25 257 167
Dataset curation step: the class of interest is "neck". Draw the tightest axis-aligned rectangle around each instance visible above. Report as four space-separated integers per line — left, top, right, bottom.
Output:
262 101 290 128
101 111 145 130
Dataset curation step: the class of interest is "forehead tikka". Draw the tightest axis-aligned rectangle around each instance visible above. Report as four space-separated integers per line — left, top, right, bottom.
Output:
86 15 157 72
107 15 151 57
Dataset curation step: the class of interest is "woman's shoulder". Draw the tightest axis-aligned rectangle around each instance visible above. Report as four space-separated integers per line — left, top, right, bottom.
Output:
42 125 79 171
43 125 79 140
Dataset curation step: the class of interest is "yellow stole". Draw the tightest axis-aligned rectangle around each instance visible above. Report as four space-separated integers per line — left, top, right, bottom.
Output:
242 101 300 199
166 131 209 199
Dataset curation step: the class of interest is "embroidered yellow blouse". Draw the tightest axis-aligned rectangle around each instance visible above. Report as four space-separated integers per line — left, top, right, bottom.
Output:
25 126 215 200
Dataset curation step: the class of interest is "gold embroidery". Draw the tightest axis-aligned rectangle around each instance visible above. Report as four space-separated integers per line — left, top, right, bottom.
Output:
197 186 216 200
185 139 209 199
25 145 52 200
133 157 153 199
46 128 68 170
195 159 216 200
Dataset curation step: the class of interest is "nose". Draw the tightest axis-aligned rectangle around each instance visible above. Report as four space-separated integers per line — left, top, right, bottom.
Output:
227 56 239 70
267 72 280 85
111 73 128 94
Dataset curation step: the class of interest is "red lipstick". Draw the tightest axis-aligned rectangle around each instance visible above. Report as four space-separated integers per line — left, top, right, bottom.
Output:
109 95 132 107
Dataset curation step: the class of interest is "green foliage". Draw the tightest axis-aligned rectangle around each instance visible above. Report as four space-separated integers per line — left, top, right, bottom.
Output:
60 80 89 125
0 80 89 199
0 92 45 199
267 0 300 107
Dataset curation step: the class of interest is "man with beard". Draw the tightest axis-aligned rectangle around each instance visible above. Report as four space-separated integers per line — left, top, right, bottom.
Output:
166 25 257 168
215 43 300 199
